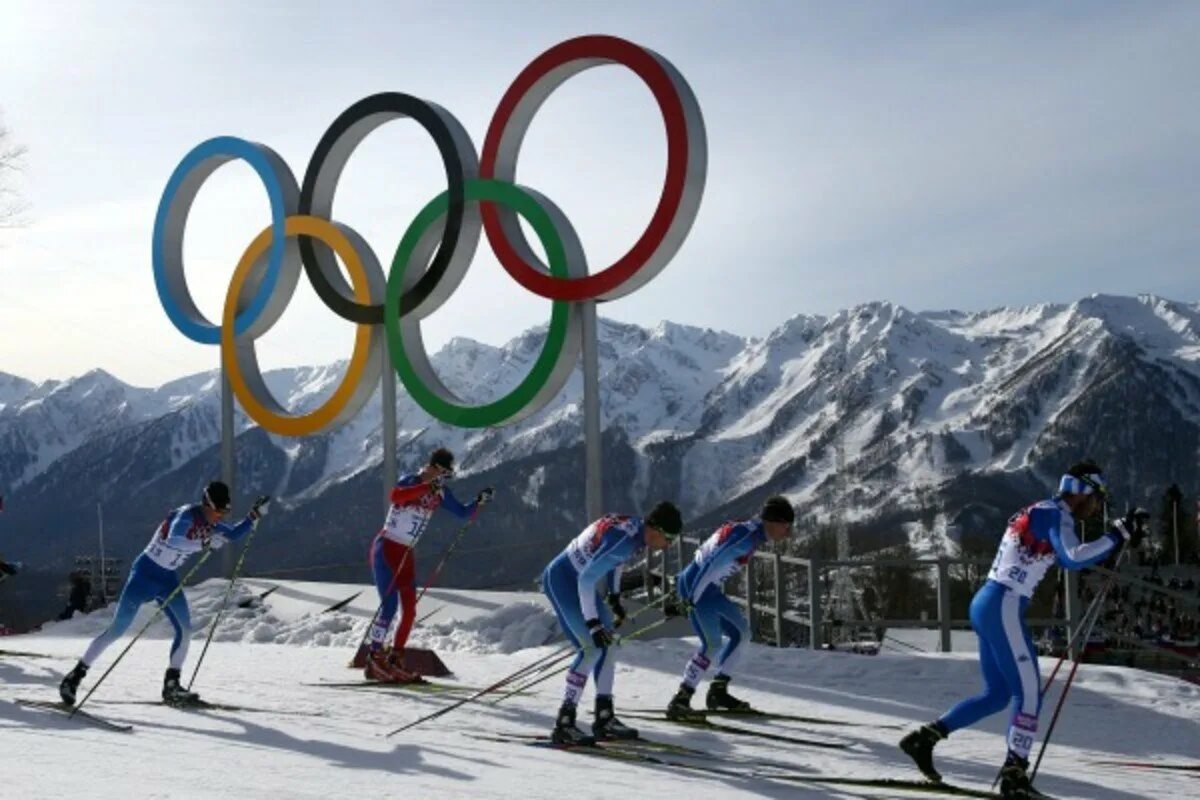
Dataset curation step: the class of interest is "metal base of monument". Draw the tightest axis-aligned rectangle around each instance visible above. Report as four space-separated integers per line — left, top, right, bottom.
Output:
403 647 451 678
347 644 451 677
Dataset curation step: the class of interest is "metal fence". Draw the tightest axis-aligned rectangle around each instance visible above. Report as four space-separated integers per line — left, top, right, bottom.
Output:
640 535 1087 654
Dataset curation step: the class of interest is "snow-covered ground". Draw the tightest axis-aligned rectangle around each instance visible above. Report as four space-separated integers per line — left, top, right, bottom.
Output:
1 581 1196 799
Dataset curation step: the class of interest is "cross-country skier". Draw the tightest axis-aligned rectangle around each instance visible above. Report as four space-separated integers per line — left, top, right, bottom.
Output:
58 482 269 707
663 495 795 720
361 447 493 683
899 461 1146 799
544 501 684 745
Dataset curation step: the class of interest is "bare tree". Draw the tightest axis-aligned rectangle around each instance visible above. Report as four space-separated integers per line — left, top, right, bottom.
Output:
0 114 29 228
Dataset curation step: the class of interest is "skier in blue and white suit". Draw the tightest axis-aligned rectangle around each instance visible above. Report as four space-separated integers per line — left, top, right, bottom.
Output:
542 501 682 745
900 461 1146 799
664 495 795 719
58 481 269 707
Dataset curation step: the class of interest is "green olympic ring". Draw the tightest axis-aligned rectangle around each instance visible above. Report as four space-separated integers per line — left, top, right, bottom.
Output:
386 179 585 428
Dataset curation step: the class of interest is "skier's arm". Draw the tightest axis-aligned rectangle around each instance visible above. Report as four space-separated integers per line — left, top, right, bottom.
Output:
577 538 628 621
439 487 477 520
1041 508 1120 569
214 515 255 542
686 527 751 602
606 564 624 595
391 482 432 506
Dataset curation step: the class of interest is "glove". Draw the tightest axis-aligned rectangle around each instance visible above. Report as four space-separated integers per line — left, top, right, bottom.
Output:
586 618 614 648
606 592 627 628
662 593 694 619
0 561 20 576
249 495 271 521
206 534 229 551
475 487 495 506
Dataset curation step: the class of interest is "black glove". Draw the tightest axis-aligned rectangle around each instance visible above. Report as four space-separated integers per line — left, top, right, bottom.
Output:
475 487 495 506
606 592 627 628
662 593 694 619
249 495 271 521
586 617 614 648
0 561 19 576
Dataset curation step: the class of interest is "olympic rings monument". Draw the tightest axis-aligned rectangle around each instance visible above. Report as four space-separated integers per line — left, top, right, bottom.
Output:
151 35 707 527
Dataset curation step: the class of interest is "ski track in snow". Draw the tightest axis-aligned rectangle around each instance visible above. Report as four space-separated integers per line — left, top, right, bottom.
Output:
1 584 1196 799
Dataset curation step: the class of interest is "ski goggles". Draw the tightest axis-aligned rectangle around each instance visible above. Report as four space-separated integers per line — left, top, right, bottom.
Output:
1058 472 1108 499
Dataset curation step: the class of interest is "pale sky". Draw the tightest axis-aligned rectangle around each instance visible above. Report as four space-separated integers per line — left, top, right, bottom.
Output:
1 1 1198 386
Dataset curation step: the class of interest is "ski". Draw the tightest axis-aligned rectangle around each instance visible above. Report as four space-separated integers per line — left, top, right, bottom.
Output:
304 679 488 695
624 706 899 728
15 698 133 732
621 711 852 749
494 731 813 773
1090 760 1200 772
238 585 279 608
465 732 754 781
471 732 998 796
777 776 1003 798
0 648 57 659
494 730 709 757
98 699 323 717
322 591 361 614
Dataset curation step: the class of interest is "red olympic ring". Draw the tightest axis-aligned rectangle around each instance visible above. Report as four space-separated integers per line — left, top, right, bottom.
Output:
481 34 707 303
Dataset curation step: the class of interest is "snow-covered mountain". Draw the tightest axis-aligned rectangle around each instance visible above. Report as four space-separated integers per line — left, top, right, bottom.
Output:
3 293 1200 622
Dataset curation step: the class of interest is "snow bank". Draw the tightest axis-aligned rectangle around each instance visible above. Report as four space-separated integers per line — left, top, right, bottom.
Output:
409 601 558 654
36 584 558 654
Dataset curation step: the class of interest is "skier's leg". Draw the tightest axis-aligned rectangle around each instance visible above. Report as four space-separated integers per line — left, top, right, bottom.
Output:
543 560 600 705
997 593 1041 763
681 587 723 690
391 550 418 653
712 592 750 676
901 583 1009 782
160 587 191 671
368 537 400 650
938 584 1012 732
592 596 616 696
81 563 154 666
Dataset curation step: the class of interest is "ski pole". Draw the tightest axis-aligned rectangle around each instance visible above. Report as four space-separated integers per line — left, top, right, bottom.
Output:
1040 581 1108 694
186 523 262 691
491 613 674 706
73 548 214 715
1041 549 1130 695
1031 559 1126 782
482 592 676 705
350 513 437 657
413 514 482 606
415 603 446 627
386 643 579 737
488 595 672 705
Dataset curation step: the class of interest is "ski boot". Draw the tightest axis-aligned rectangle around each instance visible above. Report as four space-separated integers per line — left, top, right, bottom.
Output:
706 674 751 712
899 721 948 782
387 648 426 684
592 695 638 741
666 684 703 721
999 754 1047 799
551 701 595 746
59 661 88 707
162 667 201 707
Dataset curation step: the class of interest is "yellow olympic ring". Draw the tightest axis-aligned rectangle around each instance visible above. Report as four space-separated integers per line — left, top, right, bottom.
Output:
221 216 385 437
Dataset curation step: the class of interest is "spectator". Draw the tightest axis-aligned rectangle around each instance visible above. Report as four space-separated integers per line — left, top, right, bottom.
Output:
58 570 92 620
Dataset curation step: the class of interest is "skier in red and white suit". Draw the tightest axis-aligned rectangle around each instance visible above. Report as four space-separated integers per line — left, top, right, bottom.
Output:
363 447 492 682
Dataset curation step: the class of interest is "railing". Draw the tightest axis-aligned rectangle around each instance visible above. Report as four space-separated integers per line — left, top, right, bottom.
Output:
640 535 1086 654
